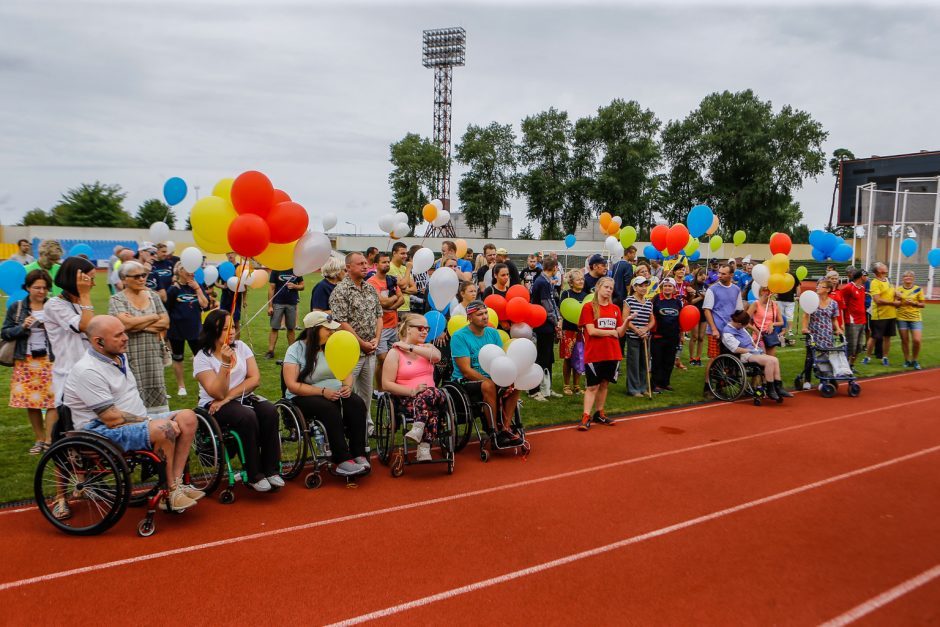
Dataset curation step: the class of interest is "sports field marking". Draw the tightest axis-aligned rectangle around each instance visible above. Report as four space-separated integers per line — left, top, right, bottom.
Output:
327 444 940 626
1 394 936 592
819 563 940 626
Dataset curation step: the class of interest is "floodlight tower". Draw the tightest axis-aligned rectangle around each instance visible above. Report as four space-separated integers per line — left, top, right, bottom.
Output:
422 26 465 238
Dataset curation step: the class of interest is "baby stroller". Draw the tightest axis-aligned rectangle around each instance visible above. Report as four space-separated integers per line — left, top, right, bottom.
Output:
794 333 861 398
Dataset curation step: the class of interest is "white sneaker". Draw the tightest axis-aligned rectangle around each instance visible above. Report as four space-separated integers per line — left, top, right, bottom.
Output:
529 392 548 402
177 387 187 396
266 475 285 489
416 442 432 462
405 421 426 443
549 390 564 398
802 382 812 391
249 477 272 492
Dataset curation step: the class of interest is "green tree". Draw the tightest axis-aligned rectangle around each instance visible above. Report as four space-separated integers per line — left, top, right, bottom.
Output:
518 223 535 240
54 182 134 227
454 122 518 238
827 147 855 229
134 198 175 229
517 108 573 240
388 133 447 229
18 208 57 226
661 90 827 237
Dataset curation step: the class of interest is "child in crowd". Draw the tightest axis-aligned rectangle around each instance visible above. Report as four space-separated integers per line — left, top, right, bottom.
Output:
560 269 588 395
624 276 654 398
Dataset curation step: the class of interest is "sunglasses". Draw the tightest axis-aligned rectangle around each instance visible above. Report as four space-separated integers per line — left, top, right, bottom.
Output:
409 325 430 332
126 273 148 280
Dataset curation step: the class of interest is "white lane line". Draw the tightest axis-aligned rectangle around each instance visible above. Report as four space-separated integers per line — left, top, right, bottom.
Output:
819 564 940 626
1 394 937 592
328 445 940 627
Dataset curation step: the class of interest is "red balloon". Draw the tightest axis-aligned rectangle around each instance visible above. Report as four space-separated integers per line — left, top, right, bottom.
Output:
505 297 530 322
227 214 271 258
483 294 507 321
267 201 309 244
678 305 701 332
527 304 547 328
769 232 792 256
650 224 669 252
272 189 291 204
506 284 531 303
231 171 274 218
666 224 690 257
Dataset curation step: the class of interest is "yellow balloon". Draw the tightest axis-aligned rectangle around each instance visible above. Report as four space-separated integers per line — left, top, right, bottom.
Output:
213 178 235 203
497 329 510 348
422 203 438 222
193 230 230 255
683 238 700 256
191 196 236 253
503 338 514 350
324 330 360 380
455 238 468 259
250 269 269 289
767 273 789 294
255 241 295 271
447 314 469 336
487 308 499 328
767 252 790 275
114 260 122 271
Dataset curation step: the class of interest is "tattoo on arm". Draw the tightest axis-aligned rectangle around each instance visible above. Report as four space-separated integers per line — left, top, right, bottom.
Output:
121 411 147 424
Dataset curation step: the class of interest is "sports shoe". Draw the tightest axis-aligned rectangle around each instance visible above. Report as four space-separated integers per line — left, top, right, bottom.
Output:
266 475 285 489
881 357 889 366
416 442 432 462
802 382 812 391
592 410 615 426
861 357 870 365
405 421 425 443
577 413 592 431
336 460 365 476
177 387 187 397
496 430 517 446
249 477 272 492
264 351 274 360
164 487 198 511
529 392 548 402
180 482 206 501
764 384 780 402
904 360 912 368
913 361 922 370
354 456 372 472
549 390 564 398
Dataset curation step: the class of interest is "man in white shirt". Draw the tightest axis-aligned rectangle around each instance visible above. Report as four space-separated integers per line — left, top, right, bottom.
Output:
64 315 203 511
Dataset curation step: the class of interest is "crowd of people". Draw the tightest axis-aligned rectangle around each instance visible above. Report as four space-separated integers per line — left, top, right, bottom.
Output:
1 236 931 514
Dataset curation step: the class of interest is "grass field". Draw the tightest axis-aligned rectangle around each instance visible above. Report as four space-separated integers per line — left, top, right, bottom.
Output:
1 273 937 504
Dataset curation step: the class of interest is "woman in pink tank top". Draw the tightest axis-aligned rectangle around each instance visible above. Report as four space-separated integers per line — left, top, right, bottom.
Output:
746 285 783 356
381 314 448 462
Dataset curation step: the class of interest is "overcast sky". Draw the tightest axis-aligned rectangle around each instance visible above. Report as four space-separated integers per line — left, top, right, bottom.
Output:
2 0 937 236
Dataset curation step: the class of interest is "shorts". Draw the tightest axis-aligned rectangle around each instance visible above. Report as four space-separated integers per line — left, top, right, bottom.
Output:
168 337 199 362
84 418 151 452
707 335 721 359
778 301 795 326
377 327 399 355
585 360 620 386
896 320 923 331
845 323 866 356
870 318 897 340
270 304 297 331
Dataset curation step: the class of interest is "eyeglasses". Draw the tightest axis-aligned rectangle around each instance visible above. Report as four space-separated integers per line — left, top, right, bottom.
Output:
409 325 430 332
126 273 148 280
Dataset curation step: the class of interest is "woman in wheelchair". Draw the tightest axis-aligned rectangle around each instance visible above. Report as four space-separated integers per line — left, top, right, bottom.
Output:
721 310 790 401
380 313 446 462
194 310 282 492
282 311 369 476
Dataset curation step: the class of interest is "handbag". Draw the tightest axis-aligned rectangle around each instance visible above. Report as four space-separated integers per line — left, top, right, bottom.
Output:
0 302 24 367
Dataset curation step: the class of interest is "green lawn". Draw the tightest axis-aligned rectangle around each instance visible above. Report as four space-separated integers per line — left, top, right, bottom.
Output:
1 276 937 504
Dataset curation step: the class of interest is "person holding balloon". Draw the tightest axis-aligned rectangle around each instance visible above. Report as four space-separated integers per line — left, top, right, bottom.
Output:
800 278 844 389
482 263 512 301
559 269 588 395
165 262 209 396
529 258 562 399
895 270 926 370
746 285 783 356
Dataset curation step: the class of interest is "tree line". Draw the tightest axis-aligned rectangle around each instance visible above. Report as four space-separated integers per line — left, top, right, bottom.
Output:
389 89 834 242
19 182 176 229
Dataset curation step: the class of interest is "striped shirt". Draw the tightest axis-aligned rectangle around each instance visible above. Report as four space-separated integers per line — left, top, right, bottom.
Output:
625 296 653 339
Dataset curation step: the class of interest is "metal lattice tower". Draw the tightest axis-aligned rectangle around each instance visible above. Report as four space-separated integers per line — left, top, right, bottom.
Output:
423 27 465 238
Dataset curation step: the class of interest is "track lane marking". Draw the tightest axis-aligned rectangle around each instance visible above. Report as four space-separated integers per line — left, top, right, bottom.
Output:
819 564 940 626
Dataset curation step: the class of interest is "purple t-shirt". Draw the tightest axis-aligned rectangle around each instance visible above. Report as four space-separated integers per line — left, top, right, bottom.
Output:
703 282 743 335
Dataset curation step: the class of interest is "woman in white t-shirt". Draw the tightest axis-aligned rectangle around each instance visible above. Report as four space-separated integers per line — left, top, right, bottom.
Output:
193 309 282 492
44 256 97 403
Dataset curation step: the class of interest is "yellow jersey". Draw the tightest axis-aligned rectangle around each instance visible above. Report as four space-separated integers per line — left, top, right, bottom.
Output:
895 284 924 321
869 278 896 320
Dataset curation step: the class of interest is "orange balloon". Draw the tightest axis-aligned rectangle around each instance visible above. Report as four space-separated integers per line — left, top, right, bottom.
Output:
422 203 437 222
707 215 720 235
599 212 612 230
606 222 620 235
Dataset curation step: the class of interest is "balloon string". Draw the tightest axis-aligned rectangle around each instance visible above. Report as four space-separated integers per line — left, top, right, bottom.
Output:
242 282 291 327
223 256 250 346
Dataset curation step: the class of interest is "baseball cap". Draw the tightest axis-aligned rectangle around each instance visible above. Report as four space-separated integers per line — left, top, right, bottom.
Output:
303 311 340 330
465 299 487 315
588 253 607 267
140 241 158 253
631 276 649 286
660 277 677 286
850 269 868 281
495 248 509 255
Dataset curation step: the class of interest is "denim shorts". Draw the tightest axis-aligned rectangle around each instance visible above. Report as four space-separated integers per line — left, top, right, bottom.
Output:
82 411 178 452
896 320 923 331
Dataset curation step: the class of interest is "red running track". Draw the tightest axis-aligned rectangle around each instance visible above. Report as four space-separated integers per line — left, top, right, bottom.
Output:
1 370 939 625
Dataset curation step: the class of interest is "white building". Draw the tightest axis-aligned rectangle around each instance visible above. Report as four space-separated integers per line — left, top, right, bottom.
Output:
449 212 513 239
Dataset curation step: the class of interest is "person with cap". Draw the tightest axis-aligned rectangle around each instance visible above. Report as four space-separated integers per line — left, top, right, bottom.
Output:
450 300 523 447
840 268 868 368
702 263 743 395
649 277 684 393
624 275 654 398
495 248 521 286
705 258 720 286
583 254 609 294
282 310 370 476
734 260 753 292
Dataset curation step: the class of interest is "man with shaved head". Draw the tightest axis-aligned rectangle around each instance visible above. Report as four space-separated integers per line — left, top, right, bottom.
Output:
63 315 204 512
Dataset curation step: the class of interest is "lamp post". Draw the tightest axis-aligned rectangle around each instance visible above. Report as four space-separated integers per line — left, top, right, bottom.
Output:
345 221 358 236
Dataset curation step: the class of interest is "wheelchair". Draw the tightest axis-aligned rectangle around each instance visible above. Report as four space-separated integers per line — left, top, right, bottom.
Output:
373 391 456 476
34 406 222 537
441 380 530 462
706 348 776 406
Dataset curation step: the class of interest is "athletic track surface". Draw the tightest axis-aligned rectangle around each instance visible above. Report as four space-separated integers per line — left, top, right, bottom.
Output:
1 369 939 626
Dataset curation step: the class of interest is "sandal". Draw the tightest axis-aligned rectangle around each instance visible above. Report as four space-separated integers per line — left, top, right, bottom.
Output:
29 441 44 455
52 499 72 521
573 386 584 395
563 385 573 396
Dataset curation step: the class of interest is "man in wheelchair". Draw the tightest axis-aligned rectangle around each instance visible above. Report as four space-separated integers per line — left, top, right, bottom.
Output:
63 315 204 512
450 300 523 447
721 310 791 402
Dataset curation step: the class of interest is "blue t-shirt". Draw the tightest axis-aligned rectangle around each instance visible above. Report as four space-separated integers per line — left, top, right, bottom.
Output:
310 280 336 311
270 268 301 306
450 325 503 381
149 258 176 292
165 284 204 340
652 296 682 339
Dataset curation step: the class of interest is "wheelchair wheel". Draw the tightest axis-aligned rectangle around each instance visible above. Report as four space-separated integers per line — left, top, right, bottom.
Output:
438 391 458 462
443 383 473 452
35 436 130 536
707 355 747 401
374 393 394 464
126 450 165 508
187 410 224 496
275 401 307 480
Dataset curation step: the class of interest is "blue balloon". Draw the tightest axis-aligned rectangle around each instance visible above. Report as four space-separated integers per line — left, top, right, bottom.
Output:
425 310 447 340
686 204 714 238
689 250 701 262
809 229 826 249
811 247 829 262
818 232 839 255
928 248 940 268
830 244 854 263
218 261 235 281
7 289 27 302
564 234 576 249
194 268 205 285
67 243 94 260
163 177 187 206
900 238 918 258
0 259 27 296
643 244 662 261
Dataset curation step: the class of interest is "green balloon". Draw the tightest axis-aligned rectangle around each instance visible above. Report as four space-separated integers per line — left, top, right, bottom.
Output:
733 230 746 246
709 235 724 252
560 298 583 325
619 225 637 248
584 293 595 303
796 265 808 281
683 238 699 256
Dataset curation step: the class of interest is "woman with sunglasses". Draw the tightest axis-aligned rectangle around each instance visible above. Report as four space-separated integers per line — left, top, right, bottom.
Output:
381 314 446 462
109 260 171 413
282 311 370 476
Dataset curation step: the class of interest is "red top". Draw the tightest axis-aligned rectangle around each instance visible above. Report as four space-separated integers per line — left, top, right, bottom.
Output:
829 290 846 328
367 275 400 329
579 301 623 364
839 282 867 325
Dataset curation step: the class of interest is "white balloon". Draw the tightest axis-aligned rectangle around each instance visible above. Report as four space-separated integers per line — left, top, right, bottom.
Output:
226 276 247 292
180 246 203 273
612 216 623 227
750 282 760 301
751 263 771 287
510 322 533 339
515 363 544 390
164 240 175 254
488 356 518 388
394 212 408 224
428 267 458 311
394 222 411 237
322 213 337 231
479 344 505 374
505 337 537 371
202 265 219 286
614 243 625 260
431 199 444 211
605 235 620 255
412 247 435 274
293 231 332 275
432 210 451 228
483 268 493 289
149 221 170 243
377 214 396 233
799 289 820 315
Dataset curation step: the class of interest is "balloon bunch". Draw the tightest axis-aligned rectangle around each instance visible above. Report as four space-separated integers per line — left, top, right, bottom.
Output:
421 199 450 231
478 338 544 390
483 286 547 334
378 212 412 239
648 223 693 260
212 260 267 293
596 212 638 259
808 230 853 263
750 253 795 294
